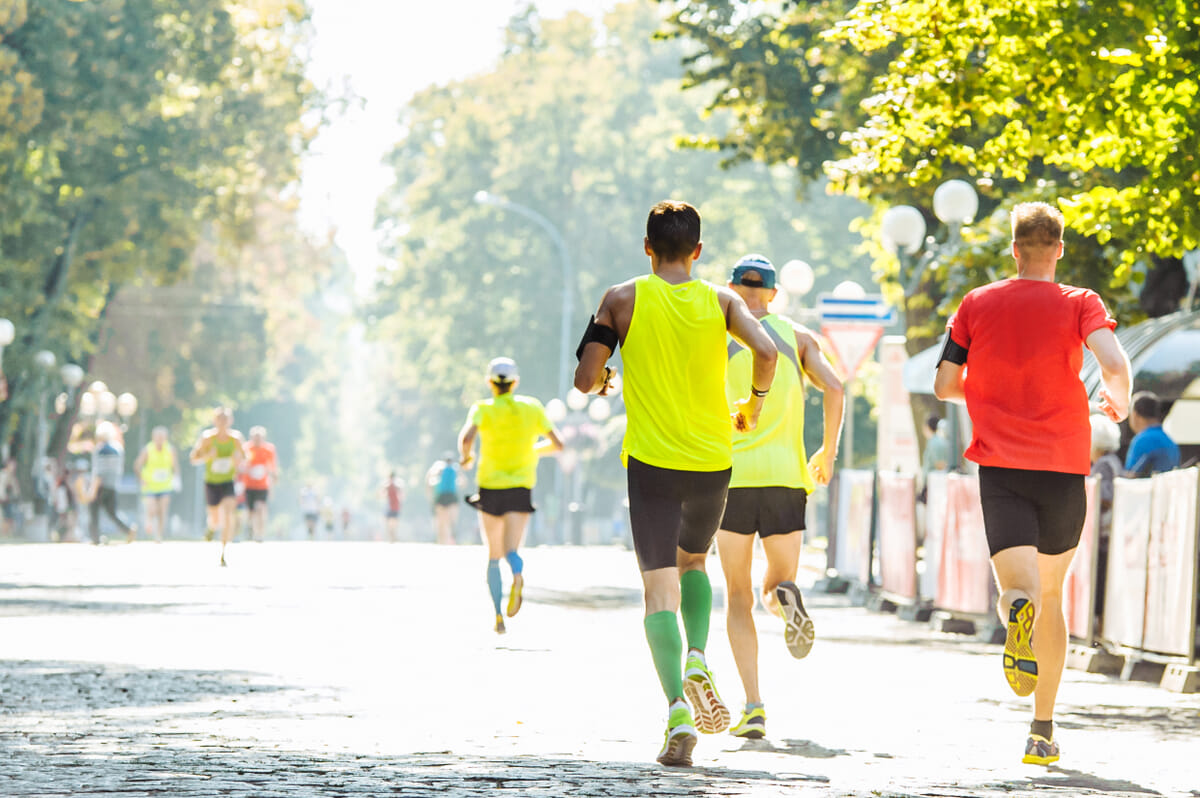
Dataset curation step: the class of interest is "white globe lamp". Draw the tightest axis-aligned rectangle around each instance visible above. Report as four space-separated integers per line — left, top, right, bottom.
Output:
117 392 138 418
98 390 117 416
832 280 867 300
0 319 14 347
933 179 979 226
566 388 590 412
60 363 85 389
588 398 611 422
880 206 927 255
545 397 567 423
34 350 56 371
780 260 815 297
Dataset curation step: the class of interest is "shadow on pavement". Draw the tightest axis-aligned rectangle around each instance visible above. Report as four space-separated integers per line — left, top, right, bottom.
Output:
0 597 183 616
527 586 642 610
0 660 287 714
1054 703 1200 741
732 737 849 759
1029 767 1163 795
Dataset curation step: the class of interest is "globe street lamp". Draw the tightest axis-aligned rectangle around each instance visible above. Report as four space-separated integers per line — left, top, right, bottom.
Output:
881 178 980 471
0 318 14 370
882 178 979 292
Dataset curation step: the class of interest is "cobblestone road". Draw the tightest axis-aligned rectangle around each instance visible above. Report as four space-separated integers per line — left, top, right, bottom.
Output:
1 542 1197 796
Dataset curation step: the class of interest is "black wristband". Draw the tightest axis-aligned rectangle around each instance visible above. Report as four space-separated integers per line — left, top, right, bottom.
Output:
751 386 769 397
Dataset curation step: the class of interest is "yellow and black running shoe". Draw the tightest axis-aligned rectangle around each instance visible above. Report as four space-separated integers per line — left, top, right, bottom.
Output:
1022 734 1059 765
730 706 766 739
1003 597 1038 696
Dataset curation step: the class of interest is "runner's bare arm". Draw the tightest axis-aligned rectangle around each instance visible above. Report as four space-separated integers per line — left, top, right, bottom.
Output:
722 287 777 432
133 447 147 476
189 432 211 464
575 284 632 395
458 422 478 468
1086 327 1131 422
535 427 565 457
795 326 845 486
933 361 966 403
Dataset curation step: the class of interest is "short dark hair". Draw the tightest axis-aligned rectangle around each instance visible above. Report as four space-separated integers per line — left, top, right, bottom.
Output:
1132 391 1162 421
646 200 701 260
925 413 941 432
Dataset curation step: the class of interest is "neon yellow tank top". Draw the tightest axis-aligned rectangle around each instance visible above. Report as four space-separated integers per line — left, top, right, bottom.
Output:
621 274 731 471
726 314 814 491
140 444 174 494
470 393 551 489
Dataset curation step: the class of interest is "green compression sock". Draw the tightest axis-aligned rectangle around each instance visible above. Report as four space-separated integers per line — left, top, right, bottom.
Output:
679 569 713 652
644 611 684 701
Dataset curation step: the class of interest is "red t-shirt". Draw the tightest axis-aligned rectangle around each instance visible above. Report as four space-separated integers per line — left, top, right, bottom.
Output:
947 278 1116 475
243 443 277 490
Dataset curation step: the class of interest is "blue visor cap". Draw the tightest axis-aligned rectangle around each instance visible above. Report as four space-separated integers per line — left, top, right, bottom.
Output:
730 254 777 288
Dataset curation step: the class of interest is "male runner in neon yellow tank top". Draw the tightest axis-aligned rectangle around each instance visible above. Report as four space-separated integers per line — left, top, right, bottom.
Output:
189 407 247 567
575 200 778 767
717 254 845 740
134 426 180 543
458 358 564 634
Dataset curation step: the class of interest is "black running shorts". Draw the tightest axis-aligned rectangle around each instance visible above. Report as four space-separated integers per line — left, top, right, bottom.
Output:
204 481 236 507
245 489 269 510
472 487 535 516
977 466 1086 556
721 487 808 538
627 456 731 572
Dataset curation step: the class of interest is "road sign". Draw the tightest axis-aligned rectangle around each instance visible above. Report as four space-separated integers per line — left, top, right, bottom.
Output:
817 294 896 326
821 322 885 380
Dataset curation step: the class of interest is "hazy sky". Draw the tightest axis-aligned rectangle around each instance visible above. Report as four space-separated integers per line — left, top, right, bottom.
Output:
299 0 620 285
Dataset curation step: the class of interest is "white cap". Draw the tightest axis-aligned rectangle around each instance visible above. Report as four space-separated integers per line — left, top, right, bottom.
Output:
488 357 519 382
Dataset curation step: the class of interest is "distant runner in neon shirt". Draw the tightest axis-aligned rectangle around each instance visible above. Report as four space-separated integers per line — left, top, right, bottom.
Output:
135 426 179 543
458 357 563 634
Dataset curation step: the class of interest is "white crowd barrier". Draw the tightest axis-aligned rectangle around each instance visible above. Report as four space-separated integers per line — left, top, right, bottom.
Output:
876 471 918 601
1063 478 1101 644
830 469 875 588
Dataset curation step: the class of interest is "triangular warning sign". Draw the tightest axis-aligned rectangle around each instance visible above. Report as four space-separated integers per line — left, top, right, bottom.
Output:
821 323 884 380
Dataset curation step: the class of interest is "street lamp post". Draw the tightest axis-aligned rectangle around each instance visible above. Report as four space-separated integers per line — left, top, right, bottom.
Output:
880 178 980 470
473 191 575 404
547 388 618 545
475 190 576 542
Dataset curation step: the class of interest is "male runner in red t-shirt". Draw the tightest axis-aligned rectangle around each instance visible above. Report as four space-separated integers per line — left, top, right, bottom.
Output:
935 202 1131 766
242 426 279 543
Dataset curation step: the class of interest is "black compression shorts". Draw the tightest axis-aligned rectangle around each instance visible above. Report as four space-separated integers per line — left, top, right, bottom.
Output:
204 481 236 507
470 487 535 516
627 456 731 572
245 489 269 510
978 466 1086 556
720 487 808 537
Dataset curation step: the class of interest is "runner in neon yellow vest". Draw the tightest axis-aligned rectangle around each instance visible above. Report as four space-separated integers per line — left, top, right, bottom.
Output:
134 426 180 543
715 254 844 741
189 407 246 567
574 200 778 768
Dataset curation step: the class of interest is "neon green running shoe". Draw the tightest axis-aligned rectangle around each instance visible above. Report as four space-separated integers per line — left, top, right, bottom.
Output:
656 700 697 767
683 653 730 734
1022 734 1060 765
730 705 766 739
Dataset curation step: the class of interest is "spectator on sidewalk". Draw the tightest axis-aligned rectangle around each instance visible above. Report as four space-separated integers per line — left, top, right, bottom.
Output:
919 414 951 503
0 459 20 538
1124 391 1179 477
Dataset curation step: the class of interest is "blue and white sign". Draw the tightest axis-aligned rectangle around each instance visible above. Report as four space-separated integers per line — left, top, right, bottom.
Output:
817 294 896 326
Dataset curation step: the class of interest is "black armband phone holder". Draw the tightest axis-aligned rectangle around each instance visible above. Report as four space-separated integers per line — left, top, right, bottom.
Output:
937 333 969 367
576 315 619 361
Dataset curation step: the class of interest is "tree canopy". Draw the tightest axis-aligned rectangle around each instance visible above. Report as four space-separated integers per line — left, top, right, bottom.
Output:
372 1 878 480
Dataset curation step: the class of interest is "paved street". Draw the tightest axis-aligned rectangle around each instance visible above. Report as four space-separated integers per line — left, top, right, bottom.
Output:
1 542 1197 797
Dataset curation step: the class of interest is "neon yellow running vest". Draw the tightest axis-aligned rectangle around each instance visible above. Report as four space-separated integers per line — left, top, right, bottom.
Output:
205 437 239 485
140 444 174 494
726 314 815 491
621 274 731 472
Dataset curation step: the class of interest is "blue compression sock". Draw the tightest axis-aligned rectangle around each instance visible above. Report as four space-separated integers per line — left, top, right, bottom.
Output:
505 550 524 575
487 560 503 614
